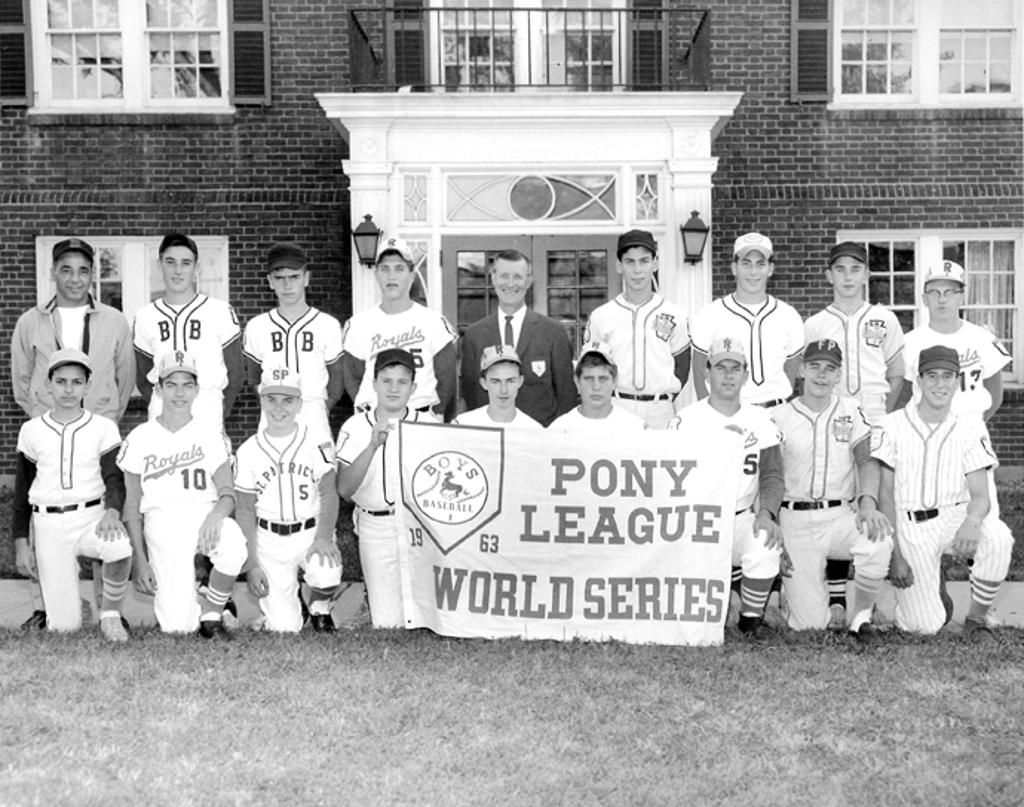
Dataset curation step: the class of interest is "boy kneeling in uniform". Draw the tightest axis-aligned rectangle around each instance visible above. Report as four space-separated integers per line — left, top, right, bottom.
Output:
13 349 133 641
236 367 342 632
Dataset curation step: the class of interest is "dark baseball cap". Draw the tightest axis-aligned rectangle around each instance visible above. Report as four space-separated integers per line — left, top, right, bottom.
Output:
827 242 867 267
616 229 658 259
918 345 960 375
374 348 417 377
52 238 95 264
267 243 307 272
803 338 842 367
158 233 198 259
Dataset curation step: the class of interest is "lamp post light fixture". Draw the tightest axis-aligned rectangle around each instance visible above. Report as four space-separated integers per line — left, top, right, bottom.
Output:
680 211 710 264
352 214 382 267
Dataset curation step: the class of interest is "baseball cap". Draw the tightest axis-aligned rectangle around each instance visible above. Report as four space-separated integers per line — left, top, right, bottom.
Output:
708 336 747 366
803 338 843 367
52 238 95 264
376 237 414 265
480 345 521 373
577 340 616 367
616 229 658 259
827 241 867 267
267 243 307 272
259 366 302 396
47 347 92 377
158 350 199 381
733 232 774 260
918 345 960 375
158 233 198 259
373 348 417 377
923 260 966 289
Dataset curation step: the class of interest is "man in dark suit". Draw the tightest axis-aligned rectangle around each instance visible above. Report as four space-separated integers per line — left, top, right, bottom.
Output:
460 250 575 426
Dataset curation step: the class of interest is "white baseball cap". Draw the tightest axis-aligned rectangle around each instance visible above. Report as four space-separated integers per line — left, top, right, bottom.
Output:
923 260 966 289
47 347 92 376
158 350 199 381
708 336 747 366
480 345 521 373
259 366 302 396
578 340 616 367
733 232 773 260
376 237 414 264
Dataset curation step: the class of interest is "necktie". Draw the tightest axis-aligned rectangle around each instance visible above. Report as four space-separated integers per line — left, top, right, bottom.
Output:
504 315 514 347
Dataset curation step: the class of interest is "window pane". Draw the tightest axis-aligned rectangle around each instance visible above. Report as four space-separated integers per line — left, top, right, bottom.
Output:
547 251 577 287
866 0 889 26
963 64 985 93
866 33 887 61
171 0 196 28
198 67 219 96
196 0 217 26
866 64 887 93
843 0 866 25
96 0 118 29
890 32 912 61
71 0 91 28
49 0 70 29
841 33 863 61
939 62 960 93
892 0 914 24
148 0 168 27
890 63 912 93
842 64 863 93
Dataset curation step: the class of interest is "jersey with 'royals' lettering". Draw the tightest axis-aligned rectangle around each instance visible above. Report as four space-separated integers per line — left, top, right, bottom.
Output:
117 418 233 513
243 307 343 403
342 303 456 411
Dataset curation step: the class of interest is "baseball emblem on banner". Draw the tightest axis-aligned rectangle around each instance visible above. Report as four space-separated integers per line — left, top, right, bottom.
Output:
412 451 488 525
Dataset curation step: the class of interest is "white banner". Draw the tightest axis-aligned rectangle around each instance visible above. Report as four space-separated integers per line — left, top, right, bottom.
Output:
397 422 742 646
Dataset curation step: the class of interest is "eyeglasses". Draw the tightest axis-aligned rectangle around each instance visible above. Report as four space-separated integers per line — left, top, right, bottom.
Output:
924 288 963 300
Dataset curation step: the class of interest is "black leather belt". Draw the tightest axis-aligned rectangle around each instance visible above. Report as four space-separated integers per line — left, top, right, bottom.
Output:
257 516 316 535
32 498 102 514
414 405 432 413
735 506 753 516
783 499 847 511
908 509 940 523
360 507 396 517
614 391 672 402
755 398 787 408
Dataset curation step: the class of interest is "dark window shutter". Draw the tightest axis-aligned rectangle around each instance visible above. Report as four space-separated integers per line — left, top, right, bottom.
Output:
629 0 664 91
0 0 29 106
791 0 831 102
230 0 270 105
391 0 426 90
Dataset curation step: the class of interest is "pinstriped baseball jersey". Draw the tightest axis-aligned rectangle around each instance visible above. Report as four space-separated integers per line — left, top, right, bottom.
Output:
903 321 1011 423
17 411 120 506
690 295 804 404
804 303 904 400
235 425 335 523
774 395 871 501
583 293 690 394
133 294 241 392
243 307 343 403
872 407 997 511
668 398 781 510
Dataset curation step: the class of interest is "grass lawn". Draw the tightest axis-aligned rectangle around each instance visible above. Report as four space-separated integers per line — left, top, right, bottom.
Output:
2 627 1023 806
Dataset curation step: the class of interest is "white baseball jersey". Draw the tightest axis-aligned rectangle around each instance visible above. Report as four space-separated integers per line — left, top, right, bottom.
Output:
903 321 1011 423
342 303 457 411
243 307 343 403
804 303 904 401
452 407 543 429
336 409 437 511
773 395 872 501
18 411 120 507
133 294 241 392
690 295 804 404
668 398 781 511
235 426 336 523
117 418 233 513
584 293 690 394
548 406 646 432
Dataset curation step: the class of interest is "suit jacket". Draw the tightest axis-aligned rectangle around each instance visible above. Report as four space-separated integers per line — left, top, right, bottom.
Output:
460 309 576 427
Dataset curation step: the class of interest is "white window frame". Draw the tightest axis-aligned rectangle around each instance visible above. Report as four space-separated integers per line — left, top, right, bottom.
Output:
28 0 233 114
830 0 1023 108
35 235 231 323
838 228 1024 385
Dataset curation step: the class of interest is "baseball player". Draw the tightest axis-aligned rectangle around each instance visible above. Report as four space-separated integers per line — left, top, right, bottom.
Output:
773 339 893 637
873 345 1013 641
119 351 247 638
690 233 804 408
336 348 436 628
133 233 244 434
12 348 132 641
549 342 646 432
803 241 906 627
452 345 543 429
341 237 457 420
235 367 343 633
583 229 690 428
668 337 785 638
243 243 344 443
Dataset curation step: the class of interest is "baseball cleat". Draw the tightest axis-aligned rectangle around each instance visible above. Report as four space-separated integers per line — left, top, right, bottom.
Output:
737 614 763 639
100 614 129 643
828 603 847 631
21 609 47 631
962 617 997 645
310 613 336 633
850 622 879 644
198 619 233 641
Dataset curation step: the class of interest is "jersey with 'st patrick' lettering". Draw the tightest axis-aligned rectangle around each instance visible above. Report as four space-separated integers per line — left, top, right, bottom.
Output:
342 303 457 411
133 294 241 391
235 426 335 523
804 302 904 400
690 294 804 404
903 321 1011 423
18 411 120 507
117 418 232 513
668 398 781 511
584 293 690 395
243 308 343 403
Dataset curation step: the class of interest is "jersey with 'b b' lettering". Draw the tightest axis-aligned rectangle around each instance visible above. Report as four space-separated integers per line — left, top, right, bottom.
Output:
243 308 343 403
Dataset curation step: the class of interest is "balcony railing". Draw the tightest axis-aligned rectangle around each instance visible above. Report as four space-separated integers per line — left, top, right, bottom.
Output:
349 5 711 93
